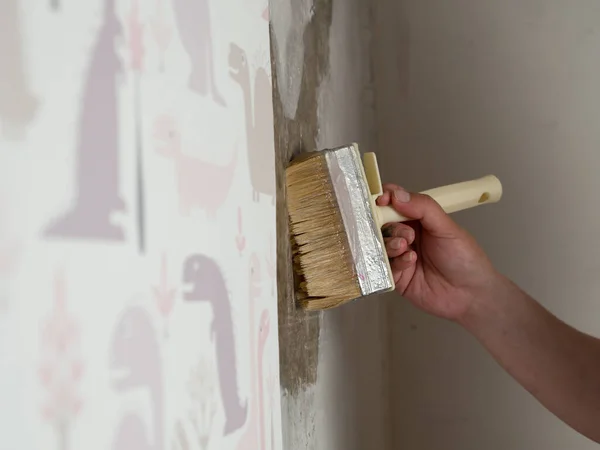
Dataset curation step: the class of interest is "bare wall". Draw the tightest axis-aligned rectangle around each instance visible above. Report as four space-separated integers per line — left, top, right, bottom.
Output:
372 1 600 449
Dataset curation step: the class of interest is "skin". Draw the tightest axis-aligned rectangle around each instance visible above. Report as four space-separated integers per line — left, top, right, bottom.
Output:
377 183 600 445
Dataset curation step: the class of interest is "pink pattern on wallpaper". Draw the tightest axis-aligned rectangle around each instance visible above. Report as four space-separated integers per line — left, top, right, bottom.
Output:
229 44 275 204
153 252 177 338
0 0 38 140
153 114 238 218
150 0 173 72
38 270 84 450
171 0 225 105
45 0 125 241
110 305 163 450
183 253 247 436
235 206 246 255
127 0 144 72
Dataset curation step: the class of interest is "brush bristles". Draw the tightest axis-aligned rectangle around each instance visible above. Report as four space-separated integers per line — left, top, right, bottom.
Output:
286 152 362 310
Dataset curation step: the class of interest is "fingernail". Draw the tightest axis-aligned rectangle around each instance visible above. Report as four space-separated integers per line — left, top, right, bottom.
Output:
390 238 405 250
402 251 414 262
393 189 410 203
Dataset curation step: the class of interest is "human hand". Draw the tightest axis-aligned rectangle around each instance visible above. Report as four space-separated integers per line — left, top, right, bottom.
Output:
376 184 498 321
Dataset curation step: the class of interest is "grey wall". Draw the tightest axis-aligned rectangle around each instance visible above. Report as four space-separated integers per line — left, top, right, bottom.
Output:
372 1 600 449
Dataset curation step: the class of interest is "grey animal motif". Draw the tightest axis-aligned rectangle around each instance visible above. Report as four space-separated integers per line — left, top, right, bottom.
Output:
228 44 275 204
0 0 38 139
112 415 152 450
45 0 126 241
183 253 247 436
110 305 163 450
171 0 225 105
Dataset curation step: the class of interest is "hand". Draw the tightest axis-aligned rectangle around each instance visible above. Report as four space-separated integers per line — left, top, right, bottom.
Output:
376 184 498 321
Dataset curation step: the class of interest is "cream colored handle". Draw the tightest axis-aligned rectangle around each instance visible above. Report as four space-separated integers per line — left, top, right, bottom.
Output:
375 175 503 225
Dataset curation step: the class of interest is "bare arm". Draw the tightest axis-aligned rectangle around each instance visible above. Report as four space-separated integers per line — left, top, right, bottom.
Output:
459 274 600 444
376 185 600 443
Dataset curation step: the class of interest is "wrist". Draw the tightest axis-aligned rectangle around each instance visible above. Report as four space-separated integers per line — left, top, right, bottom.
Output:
455 270 514 331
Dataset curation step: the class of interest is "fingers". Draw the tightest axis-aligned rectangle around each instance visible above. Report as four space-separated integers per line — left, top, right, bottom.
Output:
382 222 415 241
385 237 407 258
383 223 416 258
378 182 460 235
390 249 417 280
389 189 457 236
382 221 418 279
376 183 404 206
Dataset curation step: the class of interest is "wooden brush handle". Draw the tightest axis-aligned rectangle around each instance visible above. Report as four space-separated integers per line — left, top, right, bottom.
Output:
375 175 503 225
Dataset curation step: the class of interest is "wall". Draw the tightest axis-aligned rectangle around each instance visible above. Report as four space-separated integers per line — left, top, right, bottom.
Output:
372 0 600 449
0 0 282 449
269 0 392 447
313 0 390 448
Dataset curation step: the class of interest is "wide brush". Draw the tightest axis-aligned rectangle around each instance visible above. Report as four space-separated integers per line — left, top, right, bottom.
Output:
286 143 502 311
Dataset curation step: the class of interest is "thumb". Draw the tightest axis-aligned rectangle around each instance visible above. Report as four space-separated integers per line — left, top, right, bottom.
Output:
390 189 459 235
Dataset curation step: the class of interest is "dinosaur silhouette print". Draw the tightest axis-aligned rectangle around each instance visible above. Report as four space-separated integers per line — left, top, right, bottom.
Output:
0 0 38 139
229 43 275 204
153 114 238 218
112 415 151 450
171 0 225 105
45 0 126 241
110 305 163 450
183 253 247 436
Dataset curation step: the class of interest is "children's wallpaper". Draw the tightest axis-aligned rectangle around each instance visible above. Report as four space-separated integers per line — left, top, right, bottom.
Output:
0 0 281 449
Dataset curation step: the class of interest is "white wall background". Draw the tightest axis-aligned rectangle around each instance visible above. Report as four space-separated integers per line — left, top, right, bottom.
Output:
372 1 600 449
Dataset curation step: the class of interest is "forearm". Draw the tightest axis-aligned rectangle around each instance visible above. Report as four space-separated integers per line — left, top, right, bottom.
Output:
458 274 600 443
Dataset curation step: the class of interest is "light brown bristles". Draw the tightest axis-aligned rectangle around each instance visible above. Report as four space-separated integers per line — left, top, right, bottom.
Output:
286 151 362 310
285 144 503 311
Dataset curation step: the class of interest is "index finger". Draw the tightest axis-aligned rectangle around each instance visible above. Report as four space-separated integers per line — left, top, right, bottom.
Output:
377 183 405 206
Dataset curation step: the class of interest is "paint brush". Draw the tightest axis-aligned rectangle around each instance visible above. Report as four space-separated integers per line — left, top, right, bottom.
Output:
286 143 502 311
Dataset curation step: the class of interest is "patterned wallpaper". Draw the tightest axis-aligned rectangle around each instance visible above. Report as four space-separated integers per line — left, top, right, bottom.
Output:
0 0 281 449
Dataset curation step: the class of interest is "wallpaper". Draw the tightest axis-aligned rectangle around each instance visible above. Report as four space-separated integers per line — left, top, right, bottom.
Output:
0 0 281 449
